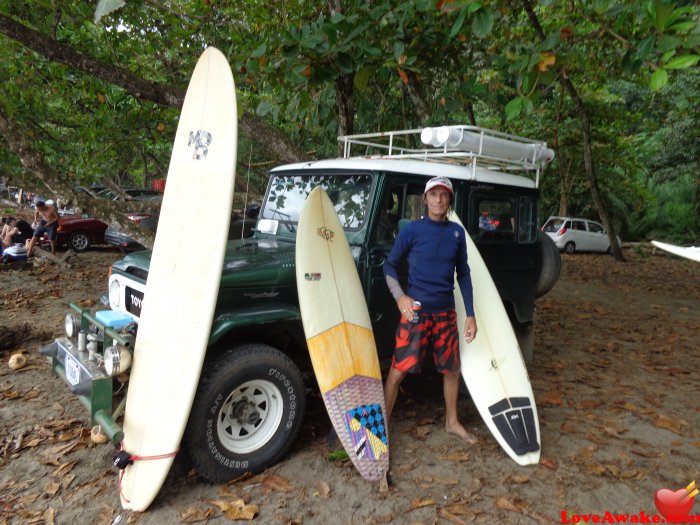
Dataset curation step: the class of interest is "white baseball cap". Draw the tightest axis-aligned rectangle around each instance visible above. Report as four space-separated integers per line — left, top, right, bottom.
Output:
424 176 453 195
45 199 55 206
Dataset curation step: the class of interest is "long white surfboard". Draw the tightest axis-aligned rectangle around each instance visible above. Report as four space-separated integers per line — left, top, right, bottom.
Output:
119 47 237 511
450 212 540 465
651 240 700 263
296 187 389 482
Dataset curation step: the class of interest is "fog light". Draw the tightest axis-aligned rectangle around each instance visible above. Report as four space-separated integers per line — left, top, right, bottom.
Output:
104 345 132 376
65 314 79 338
109 279 121 308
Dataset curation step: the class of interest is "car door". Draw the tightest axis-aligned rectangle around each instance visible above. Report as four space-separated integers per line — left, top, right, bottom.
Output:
571 220 589 250
364 176 427 361
586 220 608 252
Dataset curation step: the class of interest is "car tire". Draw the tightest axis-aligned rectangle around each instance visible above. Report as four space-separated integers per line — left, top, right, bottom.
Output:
68 231 91 252
564 241 576 254
185 343 306 484
535 232 561 298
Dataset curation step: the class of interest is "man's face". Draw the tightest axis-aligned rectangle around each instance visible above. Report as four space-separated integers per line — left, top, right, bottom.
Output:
425 187 451 218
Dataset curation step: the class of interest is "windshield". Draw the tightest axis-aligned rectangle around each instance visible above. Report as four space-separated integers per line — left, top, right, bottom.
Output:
261 173 372 230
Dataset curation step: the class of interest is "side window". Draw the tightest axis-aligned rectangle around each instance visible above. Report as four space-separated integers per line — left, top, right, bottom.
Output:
374 188 400 243
588 222 604 234
470 193 516 241
374 182 425 243
518 196 537 243
573 221 586 231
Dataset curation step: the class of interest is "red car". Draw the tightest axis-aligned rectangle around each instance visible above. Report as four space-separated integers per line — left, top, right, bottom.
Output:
40 215 108 252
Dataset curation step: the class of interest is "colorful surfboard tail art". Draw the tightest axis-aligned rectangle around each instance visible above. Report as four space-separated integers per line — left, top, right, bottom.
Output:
449 211 541 465
296 187 389 481
118 47 237 511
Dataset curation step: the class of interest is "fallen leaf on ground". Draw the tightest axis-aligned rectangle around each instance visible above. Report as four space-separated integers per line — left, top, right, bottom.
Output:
655 414 685 434
438 451 470 462
408 497 435 511
262 474 295 493
507 474 529 484
44 480 60 496
179 506 214 523
560 421 578 434
444 504 477 516
412 425 431 440
52 459 77 477
437 508 467 525
538 391 564 406
577 399 604 410
208 499 258 521
631 448 663 458
495 496 527 512
315 480 329 498
539 456 558 470
43 507 56 525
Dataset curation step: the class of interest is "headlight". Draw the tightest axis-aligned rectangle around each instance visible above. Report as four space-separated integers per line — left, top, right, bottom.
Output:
65 314 79 338
109 279 121 308
103 345 132 376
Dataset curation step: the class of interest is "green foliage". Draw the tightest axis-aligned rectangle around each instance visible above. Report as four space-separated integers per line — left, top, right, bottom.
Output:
0 0 699 244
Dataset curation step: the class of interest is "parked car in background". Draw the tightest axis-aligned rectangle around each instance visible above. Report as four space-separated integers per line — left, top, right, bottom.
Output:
105 207 257 252
38 215 109 252
97 187 163 202
542 216 618 254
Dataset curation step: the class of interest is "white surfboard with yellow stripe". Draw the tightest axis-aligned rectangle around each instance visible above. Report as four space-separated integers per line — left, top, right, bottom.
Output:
296 186 388 481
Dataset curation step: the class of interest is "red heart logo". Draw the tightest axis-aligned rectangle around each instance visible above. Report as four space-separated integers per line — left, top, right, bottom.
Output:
654 488 695 522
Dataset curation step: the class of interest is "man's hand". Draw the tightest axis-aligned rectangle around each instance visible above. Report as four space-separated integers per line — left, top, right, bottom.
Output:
464 316 477 343
397 295 415 323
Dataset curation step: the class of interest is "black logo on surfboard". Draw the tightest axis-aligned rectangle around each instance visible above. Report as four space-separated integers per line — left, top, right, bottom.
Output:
188 130 212 160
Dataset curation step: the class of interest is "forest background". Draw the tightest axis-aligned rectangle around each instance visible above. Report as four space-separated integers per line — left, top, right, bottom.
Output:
0 0 699 256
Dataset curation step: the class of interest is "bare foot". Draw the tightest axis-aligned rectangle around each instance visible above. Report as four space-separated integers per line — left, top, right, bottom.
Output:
445 422 478 445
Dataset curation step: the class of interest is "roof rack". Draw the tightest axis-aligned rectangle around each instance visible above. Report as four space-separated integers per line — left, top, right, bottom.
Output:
338 125 555 188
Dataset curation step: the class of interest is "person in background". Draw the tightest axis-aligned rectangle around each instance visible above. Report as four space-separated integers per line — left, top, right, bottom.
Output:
383 176 478 444
26 200 59 256
2 217 34 250
0 217 10 246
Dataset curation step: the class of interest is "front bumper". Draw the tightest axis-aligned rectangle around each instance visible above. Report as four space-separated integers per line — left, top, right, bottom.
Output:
41 304 135 444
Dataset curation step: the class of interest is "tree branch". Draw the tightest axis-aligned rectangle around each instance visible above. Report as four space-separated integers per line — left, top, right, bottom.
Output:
0 13 307 164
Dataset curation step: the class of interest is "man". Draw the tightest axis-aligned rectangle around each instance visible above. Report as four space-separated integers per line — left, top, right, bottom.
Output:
2 217 34 249
383 176 478 444
26 200 59 255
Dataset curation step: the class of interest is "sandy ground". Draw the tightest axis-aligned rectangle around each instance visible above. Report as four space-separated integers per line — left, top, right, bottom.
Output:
1 244 699 525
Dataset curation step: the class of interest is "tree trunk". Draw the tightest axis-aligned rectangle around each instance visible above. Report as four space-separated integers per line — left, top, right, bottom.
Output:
465 101 477 126
405 70 431 124
521 0 625 261
335 74 355 138
328 0 354 154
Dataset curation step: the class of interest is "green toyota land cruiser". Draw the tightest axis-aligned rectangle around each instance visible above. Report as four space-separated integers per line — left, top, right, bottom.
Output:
43 125 560 484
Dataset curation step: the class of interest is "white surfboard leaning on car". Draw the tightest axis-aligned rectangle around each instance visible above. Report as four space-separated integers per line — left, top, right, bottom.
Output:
651 240 700 263
450 212 541 466
118 47 237 511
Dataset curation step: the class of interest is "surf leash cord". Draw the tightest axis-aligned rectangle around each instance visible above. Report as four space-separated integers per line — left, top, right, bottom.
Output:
113 444 179 503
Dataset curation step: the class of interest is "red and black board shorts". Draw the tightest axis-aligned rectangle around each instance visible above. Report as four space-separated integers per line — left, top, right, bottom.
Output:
392 309 460 374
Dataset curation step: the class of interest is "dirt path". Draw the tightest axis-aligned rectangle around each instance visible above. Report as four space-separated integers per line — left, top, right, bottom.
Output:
1 249 699 524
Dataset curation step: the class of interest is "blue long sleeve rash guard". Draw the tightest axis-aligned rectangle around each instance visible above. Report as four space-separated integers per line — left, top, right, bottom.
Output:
384 216 475 316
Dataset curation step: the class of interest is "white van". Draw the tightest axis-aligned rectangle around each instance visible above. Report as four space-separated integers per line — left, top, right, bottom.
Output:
542 216 616 254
